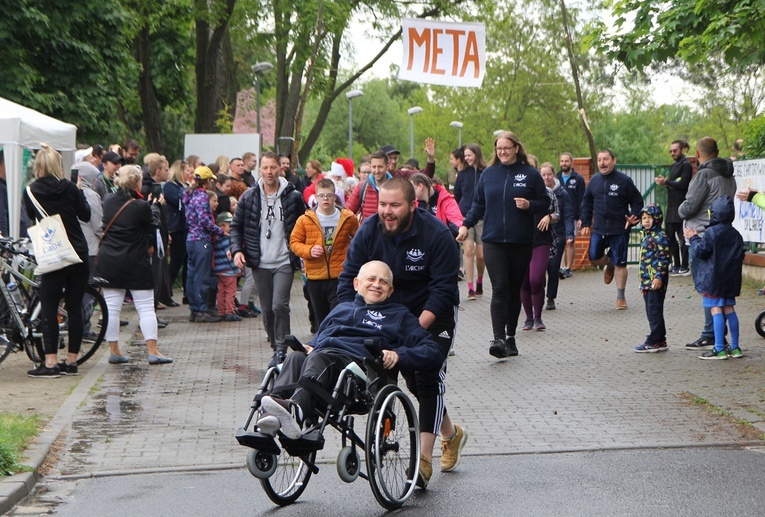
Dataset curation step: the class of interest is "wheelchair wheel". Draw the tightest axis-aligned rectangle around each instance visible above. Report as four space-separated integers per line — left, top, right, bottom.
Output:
337 446 361 483
246 449 277 479
756 311 765 338
365 384 419 510
261 448 315 506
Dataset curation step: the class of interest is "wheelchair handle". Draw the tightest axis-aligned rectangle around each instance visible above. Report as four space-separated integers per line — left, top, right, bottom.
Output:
364 339 383 359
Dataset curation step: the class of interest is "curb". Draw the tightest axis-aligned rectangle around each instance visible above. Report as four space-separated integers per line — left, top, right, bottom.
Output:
0 319 139 515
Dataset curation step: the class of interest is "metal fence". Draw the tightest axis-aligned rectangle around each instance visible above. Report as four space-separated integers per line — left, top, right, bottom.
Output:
618 164 671 264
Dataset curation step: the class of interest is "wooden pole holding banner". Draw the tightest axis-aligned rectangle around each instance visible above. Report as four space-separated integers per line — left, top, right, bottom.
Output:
560 0 597 174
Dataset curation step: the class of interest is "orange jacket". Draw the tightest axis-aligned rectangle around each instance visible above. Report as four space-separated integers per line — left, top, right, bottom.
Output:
289 207 359 280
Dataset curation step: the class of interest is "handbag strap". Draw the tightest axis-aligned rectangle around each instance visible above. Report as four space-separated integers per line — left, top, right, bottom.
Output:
25 186 50 219
100 199 135 245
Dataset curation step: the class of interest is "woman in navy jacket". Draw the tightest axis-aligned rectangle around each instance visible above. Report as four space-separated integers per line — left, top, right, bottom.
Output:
457 131 550 359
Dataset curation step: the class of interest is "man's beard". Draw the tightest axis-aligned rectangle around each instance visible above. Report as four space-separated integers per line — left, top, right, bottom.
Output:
381 210 412 237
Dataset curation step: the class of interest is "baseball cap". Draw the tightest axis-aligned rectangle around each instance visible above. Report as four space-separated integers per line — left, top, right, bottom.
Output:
379 145 400 156
102 151 123 165
195 166 214 180
216 212 233 224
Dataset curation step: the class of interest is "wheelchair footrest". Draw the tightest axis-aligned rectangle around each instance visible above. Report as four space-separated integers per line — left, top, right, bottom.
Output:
281 428 325 456
235 428 281 455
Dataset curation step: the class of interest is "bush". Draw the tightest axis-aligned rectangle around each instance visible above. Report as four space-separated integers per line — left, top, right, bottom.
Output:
743 116 765 158
0 414 39 475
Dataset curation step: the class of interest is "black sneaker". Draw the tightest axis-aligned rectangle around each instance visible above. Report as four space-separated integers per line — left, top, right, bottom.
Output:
669 266 681 277
677 267 691 276
194 312 221 323
489 339 507 358
28 364 61 379
267 350 287 369
685 337 714 349
58 361 79 376
505 336 519 356
546 298 556 311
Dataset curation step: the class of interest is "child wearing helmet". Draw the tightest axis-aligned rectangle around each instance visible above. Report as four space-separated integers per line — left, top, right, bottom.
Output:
634 204 671 352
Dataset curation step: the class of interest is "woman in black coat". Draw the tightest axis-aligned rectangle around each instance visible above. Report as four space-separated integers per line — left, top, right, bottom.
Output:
23 144 90 378
96 165 172 365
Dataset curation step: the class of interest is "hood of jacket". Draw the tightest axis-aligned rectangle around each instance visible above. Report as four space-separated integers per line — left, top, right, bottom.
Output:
709 195 735 226
258 176 291 197
72 162 101 190
640 203 664 230
698 157 734 179
30 175 72 196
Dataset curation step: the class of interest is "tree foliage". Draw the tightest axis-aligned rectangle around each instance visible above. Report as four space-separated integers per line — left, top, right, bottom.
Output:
586 0 765 70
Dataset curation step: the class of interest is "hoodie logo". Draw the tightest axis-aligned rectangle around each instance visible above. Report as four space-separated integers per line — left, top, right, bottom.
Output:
514 174 526 181
363 310 385 329
406 248 426 272
514 173 527 188
407 249 425 262
568 179 576 186
608 183 620 196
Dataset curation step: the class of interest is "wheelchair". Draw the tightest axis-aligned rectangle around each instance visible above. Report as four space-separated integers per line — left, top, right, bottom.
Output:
235 335 420 510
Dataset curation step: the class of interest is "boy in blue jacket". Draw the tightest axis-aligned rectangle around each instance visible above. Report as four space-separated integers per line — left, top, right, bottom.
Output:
213 212 242 321
683 196 745 359
634 204 671 353
257 260 443 439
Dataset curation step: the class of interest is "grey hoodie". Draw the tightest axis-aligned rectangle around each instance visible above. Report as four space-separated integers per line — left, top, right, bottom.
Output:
73 162 103 256
678 157 736 235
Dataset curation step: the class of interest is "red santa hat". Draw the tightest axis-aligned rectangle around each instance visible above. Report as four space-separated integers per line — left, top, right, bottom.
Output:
334 158 355 177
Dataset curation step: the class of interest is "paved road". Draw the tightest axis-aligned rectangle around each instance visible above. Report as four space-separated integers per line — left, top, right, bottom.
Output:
22 448 765 516
5 268 765 514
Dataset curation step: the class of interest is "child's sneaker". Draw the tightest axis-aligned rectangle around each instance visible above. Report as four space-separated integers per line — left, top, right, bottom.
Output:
634 342 668 353
728 347 744 359
699 348 728 360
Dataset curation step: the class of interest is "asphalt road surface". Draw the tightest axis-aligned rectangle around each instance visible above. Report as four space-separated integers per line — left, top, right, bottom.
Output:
17 447 765 516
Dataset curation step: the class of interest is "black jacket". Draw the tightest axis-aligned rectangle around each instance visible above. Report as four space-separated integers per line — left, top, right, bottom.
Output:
580 169 643 236
229 179 305 270
453 166 482 216
664 156 692 223
23 176 90 262
95 190 155 290
163 180 187 234
556 169 586 220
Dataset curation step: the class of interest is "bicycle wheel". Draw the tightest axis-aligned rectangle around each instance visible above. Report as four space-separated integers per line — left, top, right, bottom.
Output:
27 285 107 366
365 384 419 510
0 334 12 365
260 449 315 506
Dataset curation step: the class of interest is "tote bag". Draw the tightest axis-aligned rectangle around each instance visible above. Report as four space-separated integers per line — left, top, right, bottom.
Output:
25 186 83 275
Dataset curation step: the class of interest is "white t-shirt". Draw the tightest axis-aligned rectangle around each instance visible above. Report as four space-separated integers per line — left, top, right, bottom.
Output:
316 208 341 254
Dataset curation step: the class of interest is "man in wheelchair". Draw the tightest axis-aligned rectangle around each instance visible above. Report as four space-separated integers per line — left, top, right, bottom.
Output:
257 260 442 439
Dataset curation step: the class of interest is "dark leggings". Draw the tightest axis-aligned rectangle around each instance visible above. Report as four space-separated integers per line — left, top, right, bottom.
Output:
546 238 565 300
39 261 89 355
483 242 534 340
521 244 550 321
666 221 687 268
168 230 187 294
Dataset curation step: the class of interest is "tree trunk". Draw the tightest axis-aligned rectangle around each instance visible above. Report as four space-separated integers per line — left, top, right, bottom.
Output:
135 24 164 153
560 0 596 172
194 0 236 133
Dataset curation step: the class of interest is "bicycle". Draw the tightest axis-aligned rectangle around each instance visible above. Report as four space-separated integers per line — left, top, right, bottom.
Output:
0 238 108 368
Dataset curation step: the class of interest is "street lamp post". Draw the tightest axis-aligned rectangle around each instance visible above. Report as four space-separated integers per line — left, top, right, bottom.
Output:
407 106 423 158
346 90 364 160
252 62 274 154
450 121 463 147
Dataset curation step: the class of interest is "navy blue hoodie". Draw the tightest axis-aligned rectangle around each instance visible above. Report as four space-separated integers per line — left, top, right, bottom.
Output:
453 166 482 216
308 295 443 372
689 196 743 298
337 208 460 318
462 161 550 244
579 169 643 236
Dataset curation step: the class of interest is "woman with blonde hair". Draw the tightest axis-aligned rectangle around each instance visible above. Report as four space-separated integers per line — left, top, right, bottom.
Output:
22 144 91 378
215 155 230 176
95 165 173 364
164 160 189 301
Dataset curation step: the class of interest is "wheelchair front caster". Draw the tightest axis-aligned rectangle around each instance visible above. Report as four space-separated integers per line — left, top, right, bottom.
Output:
246 449 277 479
337 446 361 483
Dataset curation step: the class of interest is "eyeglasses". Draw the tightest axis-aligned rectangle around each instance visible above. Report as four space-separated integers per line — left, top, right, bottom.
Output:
495 146 515 153
316 193 336 200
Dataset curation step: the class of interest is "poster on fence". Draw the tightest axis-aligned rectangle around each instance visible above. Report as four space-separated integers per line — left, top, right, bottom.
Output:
734 159 765 242
400 18 486 87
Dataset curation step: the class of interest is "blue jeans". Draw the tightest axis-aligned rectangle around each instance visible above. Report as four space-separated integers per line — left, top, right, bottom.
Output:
186 240 213 313
689 250 713 338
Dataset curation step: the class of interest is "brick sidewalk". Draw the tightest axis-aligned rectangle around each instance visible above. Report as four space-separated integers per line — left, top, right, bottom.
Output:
50 269 765 477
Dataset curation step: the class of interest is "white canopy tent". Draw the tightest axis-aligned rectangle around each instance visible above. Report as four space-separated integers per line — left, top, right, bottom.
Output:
0 97 77 237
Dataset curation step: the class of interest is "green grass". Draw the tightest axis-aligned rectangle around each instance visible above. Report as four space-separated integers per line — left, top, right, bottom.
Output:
0 413 40 475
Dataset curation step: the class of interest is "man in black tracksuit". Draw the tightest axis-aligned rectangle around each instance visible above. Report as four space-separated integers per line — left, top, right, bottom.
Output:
556 152 586 277
338 177 464 488
579 149 643 310
655 140 692 275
